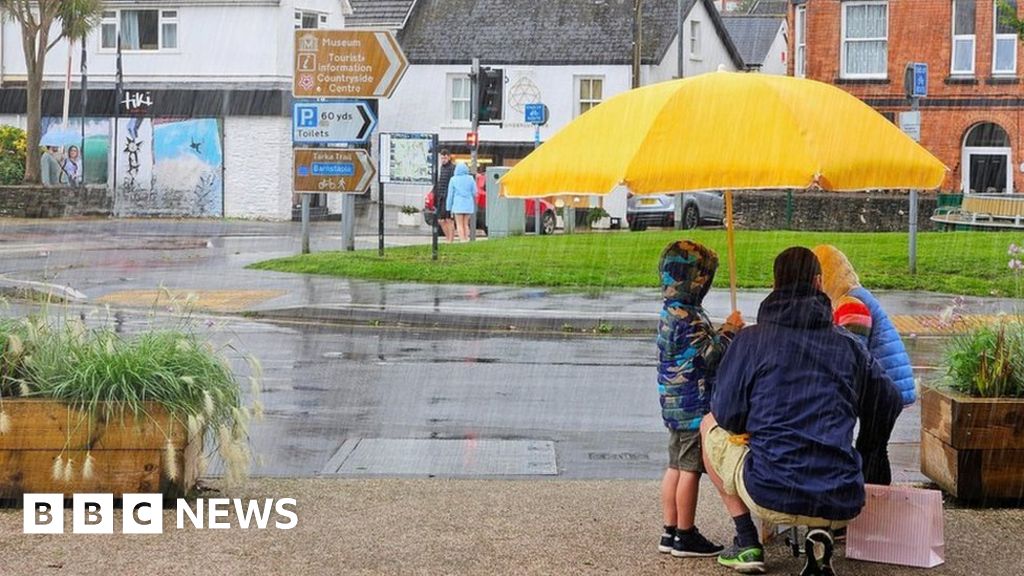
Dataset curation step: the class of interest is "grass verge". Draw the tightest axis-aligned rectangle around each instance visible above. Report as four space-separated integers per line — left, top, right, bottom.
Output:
249 230 1024 297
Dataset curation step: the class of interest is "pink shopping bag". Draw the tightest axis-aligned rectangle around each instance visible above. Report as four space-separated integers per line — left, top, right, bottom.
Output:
845 484 944 568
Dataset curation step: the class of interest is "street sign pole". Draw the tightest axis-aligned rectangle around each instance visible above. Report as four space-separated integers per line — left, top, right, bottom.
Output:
431 134 439 261
301 195 311 254
342 193 356 251
909 96 919 275
470 58 480 242
903 62 927 275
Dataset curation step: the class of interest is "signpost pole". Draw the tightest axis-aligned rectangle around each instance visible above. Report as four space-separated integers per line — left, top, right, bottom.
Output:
903 62 927 275
301 194 311 254
909 94 920 275
342 195 356 251
431 134 439 261
534 125 541 235
470 58 480 242
379 181 385 257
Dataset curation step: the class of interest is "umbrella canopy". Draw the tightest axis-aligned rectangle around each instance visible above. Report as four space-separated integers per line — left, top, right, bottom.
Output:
500 72 946 197
40 126 83 147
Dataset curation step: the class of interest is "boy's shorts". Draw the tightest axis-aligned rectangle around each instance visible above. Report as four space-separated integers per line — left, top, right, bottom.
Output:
703 425 848 530
668 429 705 473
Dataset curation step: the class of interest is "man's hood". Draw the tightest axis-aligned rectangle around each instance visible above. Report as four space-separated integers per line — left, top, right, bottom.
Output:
658 240 718 306
812 245 861 303
454 163 470 176
757 285 834 330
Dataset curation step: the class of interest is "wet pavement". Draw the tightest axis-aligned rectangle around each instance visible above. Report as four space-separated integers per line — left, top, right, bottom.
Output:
0 217 1012 482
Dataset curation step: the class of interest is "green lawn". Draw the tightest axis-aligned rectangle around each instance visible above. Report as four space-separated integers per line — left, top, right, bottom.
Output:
250 230 1024 297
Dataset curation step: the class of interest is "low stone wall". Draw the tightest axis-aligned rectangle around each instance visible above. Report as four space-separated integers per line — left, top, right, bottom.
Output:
731 190 938 232
0 186 113 218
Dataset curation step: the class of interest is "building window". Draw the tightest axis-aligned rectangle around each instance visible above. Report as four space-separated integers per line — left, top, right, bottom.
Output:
295 10 321 29
952 0 976 75
100 9 178 51
449 75 471 123
576 76 603 116
994 0 1018 75
795 6 807 77
690 20 703 59
841 1 888 79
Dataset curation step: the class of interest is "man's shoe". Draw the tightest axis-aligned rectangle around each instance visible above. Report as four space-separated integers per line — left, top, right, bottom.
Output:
671 528 725 558
658 530 675 554
717 541 766 574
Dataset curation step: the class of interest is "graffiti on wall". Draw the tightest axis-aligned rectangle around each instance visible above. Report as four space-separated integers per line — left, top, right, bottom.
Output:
113 118 223 217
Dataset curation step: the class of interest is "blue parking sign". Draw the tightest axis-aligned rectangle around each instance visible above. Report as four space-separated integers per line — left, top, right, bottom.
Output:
296 105 318 128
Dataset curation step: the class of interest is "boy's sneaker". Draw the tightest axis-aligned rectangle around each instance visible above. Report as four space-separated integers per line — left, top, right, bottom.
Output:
717 541 766 574
671 528 725 558
658 530 676 553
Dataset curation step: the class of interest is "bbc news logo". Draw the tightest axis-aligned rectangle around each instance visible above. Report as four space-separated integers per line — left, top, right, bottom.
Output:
24 494 298 534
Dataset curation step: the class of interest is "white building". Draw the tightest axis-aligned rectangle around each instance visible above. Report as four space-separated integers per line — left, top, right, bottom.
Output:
357 0 746 222
0 0 352 220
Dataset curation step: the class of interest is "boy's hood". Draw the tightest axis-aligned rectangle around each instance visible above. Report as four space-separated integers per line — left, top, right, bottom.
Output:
658 240 718 306
812 244 861 303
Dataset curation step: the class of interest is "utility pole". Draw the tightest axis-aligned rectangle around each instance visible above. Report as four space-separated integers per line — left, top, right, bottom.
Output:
633 0 643 88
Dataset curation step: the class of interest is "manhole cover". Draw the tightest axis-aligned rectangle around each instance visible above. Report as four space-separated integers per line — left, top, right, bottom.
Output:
323 438 557 476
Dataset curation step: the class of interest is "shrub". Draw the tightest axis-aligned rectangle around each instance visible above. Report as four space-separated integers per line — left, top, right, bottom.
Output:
0 306 260 484
943 322 1024 398
400 205 420 215
0 125 26 185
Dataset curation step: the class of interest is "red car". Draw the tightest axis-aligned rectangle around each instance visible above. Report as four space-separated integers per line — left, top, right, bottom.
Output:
423 189 557 235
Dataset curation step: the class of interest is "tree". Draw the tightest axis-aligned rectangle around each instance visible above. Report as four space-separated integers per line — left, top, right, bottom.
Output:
997 0 1024 36
0 0 102 183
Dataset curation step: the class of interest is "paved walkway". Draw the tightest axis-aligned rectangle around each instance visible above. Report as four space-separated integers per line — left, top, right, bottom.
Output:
1 478 1018 576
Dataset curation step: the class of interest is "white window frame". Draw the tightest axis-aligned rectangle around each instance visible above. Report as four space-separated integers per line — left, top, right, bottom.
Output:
99 9 179 52
993 0 1018 75
575 76 604 117
447 74 472 125
951 0 976 76
294 10 325 29
690 20 703 60
840 1 889 79
795 6 807 77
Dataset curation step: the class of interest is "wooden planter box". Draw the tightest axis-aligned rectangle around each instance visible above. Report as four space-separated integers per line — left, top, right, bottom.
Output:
920 386 1024 502
0 399 199 499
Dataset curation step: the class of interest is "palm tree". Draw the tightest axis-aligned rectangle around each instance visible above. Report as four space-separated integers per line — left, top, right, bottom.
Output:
0 0 103 183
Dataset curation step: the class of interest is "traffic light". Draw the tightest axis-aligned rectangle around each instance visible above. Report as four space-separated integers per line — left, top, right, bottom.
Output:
477 67 504 124
466 131 479 147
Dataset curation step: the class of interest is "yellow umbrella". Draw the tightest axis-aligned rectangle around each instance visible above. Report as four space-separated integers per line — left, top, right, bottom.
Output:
501 71 947 309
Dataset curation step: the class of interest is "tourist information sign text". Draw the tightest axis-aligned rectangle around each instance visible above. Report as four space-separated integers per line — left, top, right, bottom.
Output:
294 29 408 99
293 148 376 194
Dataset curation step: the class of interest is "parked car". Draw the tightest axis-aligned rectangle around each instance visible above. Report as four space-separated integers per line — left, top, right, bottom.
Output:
423 190 557 235
625 191 724 231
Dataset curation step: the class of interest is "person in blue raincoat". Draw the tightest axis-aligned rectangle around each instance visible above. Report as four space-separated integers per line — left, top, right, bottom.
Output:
813 244 915 485
446 162 477 242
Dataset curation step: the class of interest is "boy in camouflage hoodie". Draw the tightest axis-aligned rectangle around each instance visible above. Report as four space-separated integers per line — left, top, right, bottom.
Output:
656 240 744 558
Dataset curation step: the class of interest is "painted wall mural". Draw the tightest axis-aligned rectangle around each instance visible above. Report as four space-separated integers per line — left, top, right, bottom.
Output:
40 118 110 185
114 117 223 217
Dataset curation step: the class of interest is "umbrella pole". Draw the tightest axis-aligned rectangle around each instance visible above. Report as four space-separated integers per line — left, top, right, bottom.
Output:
725 190 737 313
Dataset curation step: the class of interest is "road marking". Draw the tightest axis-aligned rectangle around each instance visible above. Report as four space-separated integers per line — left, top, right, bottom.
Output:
95 289 286 313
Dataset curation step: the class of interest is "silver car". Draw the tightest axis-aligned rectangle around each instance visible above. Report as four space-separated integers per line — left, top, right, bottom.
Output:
625 191 724 231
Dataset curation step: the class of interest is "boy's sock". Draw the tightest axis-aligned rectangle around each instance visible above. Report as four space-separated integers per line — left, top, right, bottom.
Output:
664 525 677 535
732 513 760 548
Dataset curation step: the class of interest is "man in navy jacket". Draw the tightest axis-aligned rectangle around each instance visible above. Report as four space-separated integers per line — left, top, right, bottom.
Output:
700 247 902 574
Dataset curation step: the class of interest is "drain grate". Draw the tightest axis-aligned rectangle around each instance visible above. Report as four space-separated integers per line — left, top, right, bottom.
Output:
587 452 650 461
321 438 557 476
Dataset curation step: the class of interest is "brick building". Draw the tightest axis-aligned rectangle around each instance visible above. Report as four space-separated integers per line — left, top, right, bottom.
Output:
790 0 1024 193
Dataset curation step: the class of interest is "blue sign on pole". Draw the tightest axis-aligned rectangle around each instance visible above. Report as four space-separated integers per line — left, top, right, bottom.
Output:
912 63 928 98
312 162 356 177
525 103 547 125
291 100 377 145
